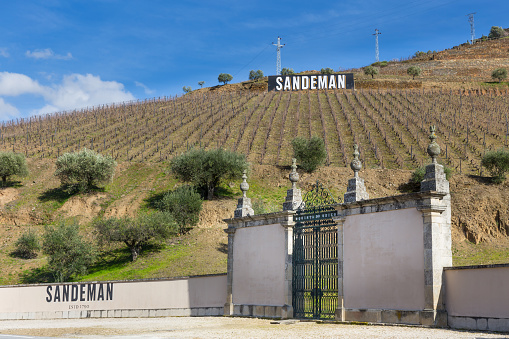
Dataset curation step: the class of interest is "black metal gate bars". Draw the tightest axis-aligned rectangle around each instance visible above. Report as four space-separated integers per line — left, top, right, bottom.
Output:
292 182 339 320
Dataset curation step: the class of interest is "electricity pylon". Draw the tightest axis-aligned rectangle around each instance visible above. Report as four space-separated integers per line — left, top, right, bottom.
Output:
467 13 476 44
272 36 285 75
373 29 381 62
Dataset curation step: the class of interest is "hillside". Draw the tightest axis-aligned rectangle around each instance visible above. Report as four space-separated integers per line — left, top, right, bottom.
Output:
0 36 509 284
0 159 508 285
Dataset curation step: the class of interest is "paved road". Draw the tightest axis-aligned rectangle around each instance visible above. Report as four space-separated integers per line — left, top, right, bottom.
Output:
0 317 508 338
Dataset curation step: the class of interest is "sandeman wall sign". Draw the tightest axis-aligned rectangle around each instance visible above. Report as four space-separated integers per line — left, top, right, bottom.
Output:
268 73 354 91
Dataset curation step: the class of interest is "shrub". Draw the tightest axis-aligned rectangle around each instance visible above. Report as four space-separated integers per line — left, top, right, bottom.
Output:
14 229 40 259
55 148 117 194
198 81 205 88
42 221 96 282
407 66 422 80
0 152 29 186
182 86 192 93
491 68 507 83
481 149 509 183
170 148 248 200
218 73 233 85
94 211 178 261
320 67 334 74
488 26 506 39
281 68 295 75
249 70 264 81
364 66 379 79
292 136 327 173
156 185 202 233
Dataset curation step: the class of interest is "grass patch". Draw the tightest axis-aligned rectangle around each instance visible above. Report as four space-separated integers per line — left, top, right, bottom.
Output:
453 241 509 266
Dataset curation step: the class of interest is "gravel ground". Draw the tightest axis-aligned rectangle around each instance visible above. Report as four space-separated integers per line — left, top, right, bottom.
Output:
0 317 508 339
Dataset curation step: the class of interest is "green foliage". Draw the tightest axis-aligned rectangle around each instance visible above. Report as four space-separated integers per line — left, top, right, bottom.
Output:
281 68 295 75
371 61 388 67
0 152 28 185
170 148 248 200
488 26 506 39
320 67 334 74
407 66 422 80
218 73 233 85
94 211 178 261
182 86 192 93
292 136 327 173
481 149 509 183
55 148 117 194
491 68 507 83
363 66 379 79
413 51 426 58
156 185 202 233
249 70 264 81
42 221 97 282
14 229 41 259
198 81 205 88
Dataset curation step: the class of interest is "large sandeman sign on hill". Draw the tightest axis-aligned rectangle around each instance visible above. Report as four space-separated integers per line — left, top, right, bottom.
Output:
268 73 354 91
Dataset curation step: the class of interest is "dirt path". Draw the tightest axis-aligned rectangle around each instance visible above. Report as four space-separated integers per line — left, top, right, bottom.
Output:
0 317 507 338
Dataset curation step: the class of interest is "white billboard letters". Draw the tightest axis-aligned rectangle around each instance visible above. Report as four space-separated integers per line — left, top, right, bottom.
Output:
268 73 354 91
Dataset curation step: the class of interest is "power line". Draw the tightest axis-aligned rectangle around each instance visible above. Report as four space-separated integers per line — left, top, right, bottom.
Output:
272 36 285 75
373 29 381 62
467 13 476 44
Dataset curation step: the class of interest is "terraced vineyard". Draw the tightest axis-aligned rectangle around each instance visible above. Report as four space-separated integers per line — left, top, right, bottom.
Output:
0 88 508 175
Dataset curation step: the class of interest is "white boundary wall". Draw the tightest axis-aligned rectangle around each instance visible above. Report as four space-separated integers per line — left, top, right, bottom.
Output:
445 265 509 332
0 274 226 320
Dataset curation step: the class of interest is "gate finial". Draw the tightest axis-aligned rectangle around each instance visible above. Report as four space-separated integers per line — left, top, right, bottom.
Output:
421 126 449 193
234 169 254 217
283 158 303 211
344 144 369 203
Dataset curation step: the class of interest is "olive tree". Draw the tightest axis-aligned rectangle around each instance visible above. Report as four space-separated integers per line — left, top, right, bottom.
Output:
198 81 205 88
481 149 509 183
281 68 295 75
218 73 233 85
364 66 379 79
182 86 192 93
249 70 264 81
156 185 202 233
94 212 178 261
488 26 506 39
407 66 422 80
0 152 28 185
170 148 248 200
55 149 116 194
492 68 507 83
320 67 334 74
42 220 96 282
292 136 327 173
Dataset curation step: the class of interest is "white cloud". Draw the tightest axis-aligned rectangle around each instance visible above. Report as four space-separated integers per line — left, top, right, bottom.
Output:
26 48 72 60
0 72 46 96
45 74 135 110
0 48 9 58
135 81 155 95
0 98 20 120
0 72 135 119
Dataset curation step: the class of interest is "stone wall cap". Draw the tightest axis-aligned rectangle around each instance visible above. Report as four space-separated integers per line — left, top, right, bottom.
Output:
340 191 447 208
223 209 295 223
0 273 228 289
444 263 509 271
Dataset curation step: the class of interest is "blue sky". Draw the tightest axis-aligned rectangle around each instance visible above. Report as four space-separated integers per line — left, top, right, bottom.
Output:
0 0 506 121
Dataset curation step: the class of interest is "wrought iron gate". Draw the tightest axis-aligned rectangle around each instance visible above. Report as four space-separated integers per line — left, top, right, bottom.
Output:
293 181 339 320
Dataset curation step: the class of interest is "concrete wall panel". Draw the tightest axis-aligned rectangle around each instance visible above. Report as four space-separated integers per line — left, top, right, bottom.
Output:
445 266 509 319
0 275 226 314
232 224 285 306
343 208 425 310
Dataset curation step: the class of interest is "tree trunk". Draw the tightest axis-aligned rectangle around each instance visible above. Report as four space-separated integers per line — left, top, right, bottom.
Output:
207 184 215 200
131 246 139 261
